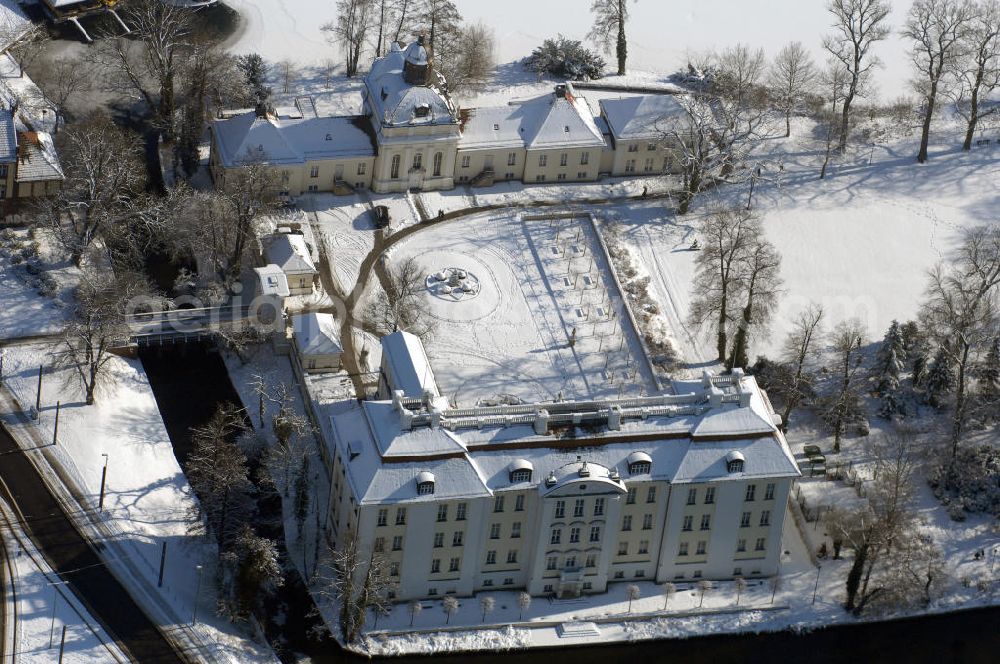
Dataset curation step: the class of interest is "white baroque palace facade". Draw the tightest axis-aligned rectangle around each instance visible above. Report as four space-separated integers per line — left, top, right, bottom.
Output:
209 39 688 196
324 332 799 601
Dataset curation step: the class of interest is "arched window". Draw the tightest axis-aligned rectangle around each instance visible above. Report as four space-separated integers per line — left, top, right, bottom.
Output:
508 459 533 483
416 471 435 495
627 451 652 476
390 154 401 179
412 152 423 170
433 152 443 176
726 451 745 474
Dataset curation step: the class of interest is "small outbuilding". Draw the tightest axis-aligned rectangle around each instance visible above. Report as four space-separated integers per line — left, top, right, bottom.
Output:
292 312 343 373
262 232 318 295
378 330 438 398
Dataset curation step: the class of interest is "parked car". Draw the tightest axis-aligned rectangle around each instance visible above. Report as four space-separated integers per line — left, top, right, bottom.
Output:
373 205 390 228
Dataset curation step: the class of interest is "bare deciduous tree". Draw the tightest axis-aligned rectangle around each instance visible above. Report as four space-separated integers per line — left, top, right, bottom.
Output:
823 0 892 151
31 55 92 130
479 595 495 621
818 60 849 178
517 591 531 620
768 42 817 137
734 576 748 605
920 225 1000 479
904 0 974 163
779 304 825 429
661 581 676 610
417 0 461 57
367 255 437 338
689 207 761 363
625 584 641 612
588 0 633 76
437 22 495 92
324 0 376 78
727 236 783 371
320 530 393 642
697 579 712 607
954 0 1000 150
61 268 147 405
442 594 459 624
820 318 868 453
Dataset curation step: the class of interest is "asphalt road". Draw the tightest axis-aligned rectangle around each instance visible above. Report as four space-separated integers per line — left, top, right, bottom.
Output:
0 422 187 663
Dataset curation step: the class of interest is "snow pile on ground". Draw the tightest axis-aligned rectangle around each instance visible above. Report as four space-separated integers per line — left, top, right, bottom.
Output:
0 228 77 340
364 623 531 657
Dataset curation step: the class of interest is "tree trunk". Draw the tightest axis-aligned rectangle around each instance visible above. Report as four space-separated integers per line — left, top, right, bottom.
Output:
844 542 867 611
948 337 971 482
962 65 984 151
716 291 728 364
159 71 176 142
785 111 791 138
838 72 859 152
917 79 939 164
616 0 627 76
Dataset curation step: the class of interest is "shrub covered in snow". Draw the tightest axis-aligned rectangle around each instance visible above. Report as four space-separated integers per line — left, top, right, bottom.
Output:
523 36 605 81
929 444 1000 518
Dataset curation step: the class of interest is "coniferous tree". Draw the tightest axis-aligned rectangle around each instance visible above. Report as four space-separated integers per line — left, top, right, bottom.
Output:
222 525 283 621
977 336 1000 416
872 320 906 418
924 346 956 408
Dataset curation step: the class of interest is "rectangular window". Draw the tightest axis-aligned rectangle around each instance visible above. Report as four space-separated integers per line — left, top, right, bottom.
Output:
507 152 516 166
625 159 636 173
638 540 649 554
431 559 440 573
635 570 646 578
569 527 581 544
765 483 776 500
678 542 688 556
503 577 514 586
395 508 406 525
377 509 388 526
642 514 653 530
700 514 711 531
392 536 402 551
614 571 625 579
693 570 702 578
622 515 632 531
550 528 561 545
577 171 587 178
515 494 525 512
506 550 518 564
565 556 576 569
594 498 605 516
357 162 366 175
390 154 401 178
449 557 460 572
687 488 697 505
647 143 657 151
373 537 385 553
483 579 493 587
544 584 554 592
589 526 601 542
574 499 585 517
626 488 636 504
433 532 444 548
682 515 693 531
307 184 318 192
705 487 716 504
618 541 628 555
557 173 567 180
745 484 757 502
736 538 747 552
740 512 751 527
486 550 496 565
494 495 505 513
456 503 467 520
546 556 557 570
755 537 766 551
437 505 448 522
0 165 8 178
696 541 707 555
310 165 319 178
390 562 399 576
511 522 521 539
461 155 471 168
643 158 654 172
538 154 547 167
646 486 656 503
734 567 743 576
628 144 639 152
559 153 568 166
429 587 438 595
412 153 422 170
452 531 464 547
585 554 597 568
555 500 565 519
760 510 771 527
580 152 589 165
490 523 501 539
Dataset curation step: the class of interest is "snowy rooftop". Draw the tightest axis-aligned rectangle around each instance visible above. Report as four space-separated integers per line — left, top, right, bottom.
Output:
0 1 29 51
15 132 64 183
0 110 15 162
212 111 376 168
253 264 290 297
292 312 343 356
599 95 688 141
262 233 317 275
364 44 457 128
460 85 605 151
326 371 799 505
380 330 439 398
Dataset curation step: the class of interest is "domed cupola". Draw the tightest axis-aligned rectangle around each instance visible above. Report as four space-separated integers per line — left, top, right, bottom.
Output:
403 35 430 85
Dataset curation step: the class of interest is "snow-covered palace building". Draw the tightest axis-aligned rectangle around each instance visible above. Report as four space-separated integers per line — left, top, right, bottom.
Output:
209 38 686 196
324 331 799 601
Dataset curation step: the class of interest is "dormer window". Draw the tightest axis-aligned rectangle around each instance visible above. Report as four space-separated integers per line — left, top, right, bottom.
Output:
627 451 652 476
508 459 533 483
415 103 431 118
564 125 570 132
726 451 746 474
325 134 332 141
416 471 435 495
493 123 500 130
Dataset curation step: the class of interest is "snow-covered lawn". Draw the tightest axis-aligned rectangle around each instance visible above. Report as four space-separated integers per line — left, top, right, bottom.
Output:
381 210 655 405
0 343 274 663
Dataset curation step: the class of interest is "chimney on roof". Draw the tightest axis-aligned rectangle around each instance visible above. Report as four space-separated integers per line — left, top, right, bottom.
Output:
554 84 567 99
534 409 550 435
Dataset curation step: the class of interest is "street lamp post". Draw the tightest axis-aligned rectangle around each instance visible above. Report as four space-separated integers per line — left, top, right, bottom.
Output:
98 454 109 511
192 564 204 625
811 564 822 605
